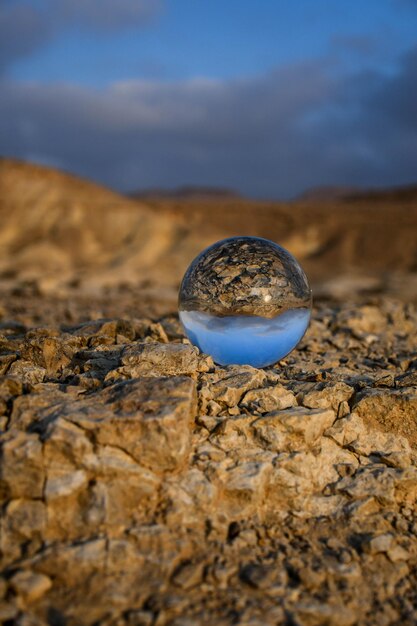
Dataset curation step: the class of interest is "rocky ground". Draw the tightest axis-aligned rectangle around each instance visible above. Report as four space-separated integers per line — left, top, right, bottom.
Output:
0 289 416 626
1 160 416 624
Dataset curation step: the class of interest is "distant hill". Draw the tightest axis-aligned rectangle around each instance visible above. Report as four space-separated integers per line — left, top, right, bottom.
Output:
1 158 416 302
0 159 183 291
297 183 417 204
130 185 240 200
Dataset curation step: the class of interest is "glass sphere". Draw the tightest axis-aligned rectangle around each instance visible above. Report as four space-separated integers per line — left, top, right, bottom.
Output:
178 236 312 368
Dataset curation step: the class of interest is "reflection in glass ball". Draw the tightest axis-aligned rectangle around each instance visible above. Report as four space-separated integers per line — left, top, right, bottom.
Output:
178 236 312 367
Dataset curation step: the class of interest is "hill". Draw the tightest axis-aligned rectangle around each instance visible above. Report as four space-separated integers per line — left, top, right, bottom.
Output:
1 159 416 306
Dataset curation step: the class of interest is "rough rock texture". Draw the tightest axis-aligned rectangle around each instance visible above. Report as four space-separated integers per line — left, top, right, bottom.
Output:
0 295 416 625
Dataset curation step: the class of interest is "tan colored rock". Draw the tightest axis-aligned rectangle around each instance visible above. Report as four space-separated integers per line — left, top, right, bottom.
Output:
44 469 88 500
218 457 273 516
120 342 200 377
326 412 412 462
338 305 387 337
301 381 354 412
0 353 18 376
0 499 46 567
3 499 46 541
0 278 416 625
333 466 417 506
0 375 23 407
252 407 336 452
7 360 46 385
87 447 160 529
0 431 44 502
93 376 197 472
43 417 96 470
10 570 52 604
366 533 393 554
268 438 357 514
209 414 256 453
200 365 266 408
163 468 218 528
387 544 410 562
353 389 417 447
240 384 296 413
291 601 357 626
0 601 18 622
22 329 78 365
172 560 205 589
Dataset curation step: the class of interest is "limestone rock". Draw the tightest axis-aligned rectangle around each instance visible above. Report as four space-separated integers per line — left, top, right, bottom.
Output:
0 431 44 502
200 365 266 409
300 381 354 412
95 376 197 471
120 342 200 377
252 406 336 452
240 384 296 413
352 388 417 447
10 570 52 604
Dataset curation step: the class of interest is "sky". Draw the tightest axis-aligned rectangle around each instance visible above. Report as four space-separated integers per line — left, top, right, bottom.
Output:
0 0 417 198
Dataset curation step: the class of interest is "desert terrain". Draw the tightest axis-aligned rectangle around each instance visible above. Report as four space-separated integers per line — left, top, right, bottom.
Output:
0 158 416 625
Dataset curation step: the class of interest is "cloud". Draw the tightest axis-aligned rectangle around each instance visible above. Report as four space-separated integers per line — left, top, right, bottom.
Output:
0 47 416 198
57 0 163 31
0 3 50 73
0 0 163 74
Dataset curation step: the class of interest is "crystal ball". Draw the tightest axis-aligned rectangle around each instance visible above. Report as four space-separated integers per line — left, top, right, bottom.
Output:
178 236 312 367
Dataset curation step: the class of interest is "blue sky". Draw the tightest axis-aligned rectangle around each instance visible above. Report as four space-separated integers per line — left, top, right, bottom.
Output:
1 0 417 197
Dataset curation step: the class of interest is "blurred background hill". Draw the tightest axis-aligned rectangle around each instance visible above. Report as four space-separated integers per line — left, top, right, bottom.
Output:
1 158 416 316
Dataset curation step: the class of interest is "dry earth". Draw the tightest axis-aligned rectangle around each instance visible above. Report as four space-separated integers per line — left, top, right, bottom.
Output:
0 160 416 625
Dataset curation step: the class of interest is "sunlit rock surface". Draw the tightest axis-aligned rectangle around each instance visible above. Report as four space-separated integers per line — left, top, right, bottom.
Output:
0 296 416 625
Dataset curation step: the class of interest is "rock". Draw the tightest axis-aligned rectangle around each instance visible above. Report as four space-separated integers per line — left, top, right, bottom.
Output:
300 381 354 412
333 466 417 506
0 375 24 417
209 414 256 453
95 376 197 472
240 384 296 413
200 365 266 408
326 411 412 461
163 468 218 529
171 560 205 589
215 457 273 518
239 562 277 589
22 329 84 375
0 601 18 622
120 342 200 377
3 499 46 541
387 544 410 562
44 469 88 500
0 431 45 502
8 361 46 385
352 389 417 447
252 407 336 452
366 533 393 554
10 570 52 603
268 438 356 514
291 601 357 626
338 305 387 337
0 353 18 375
